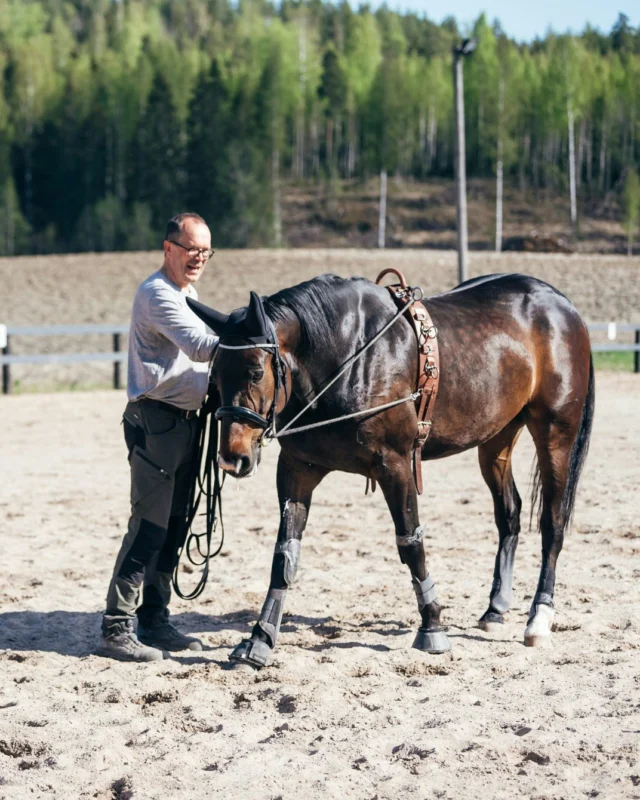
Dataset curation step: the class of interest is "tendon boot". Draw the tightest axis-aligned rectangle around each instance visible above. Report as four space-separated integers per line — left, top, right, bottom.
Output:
96 618 163 662
137 610 203 652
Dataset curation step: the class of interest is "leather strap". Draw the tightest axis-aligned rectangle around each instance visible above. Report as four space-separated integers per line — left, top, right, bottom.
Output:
375 268 440 495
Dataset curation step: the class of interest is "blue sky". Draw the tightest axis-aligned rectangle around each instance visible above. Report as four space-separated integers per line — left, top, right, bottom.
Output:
367 2 638 43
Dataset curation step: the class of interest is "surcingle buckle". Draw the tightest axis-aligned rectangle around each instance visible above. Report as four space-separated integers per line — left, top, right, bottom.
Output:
416 420 432 447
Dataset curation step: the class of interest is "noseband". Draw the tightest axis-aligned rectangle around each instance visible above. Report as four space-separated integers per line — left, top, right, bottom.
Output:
213 320 288 440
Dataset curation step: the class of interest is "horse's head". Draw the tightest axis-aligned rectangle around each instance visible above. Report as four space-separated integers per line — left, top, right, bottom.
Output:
188 292 289 478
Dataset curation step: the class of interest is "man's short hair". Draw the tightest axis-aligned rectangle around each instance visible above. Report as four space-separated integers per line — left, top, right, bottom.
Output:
165 213 207 241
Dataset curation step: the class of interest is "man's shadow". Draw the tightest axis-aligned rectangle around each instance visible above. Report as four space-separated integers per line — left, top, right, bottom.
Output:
0 609 334 658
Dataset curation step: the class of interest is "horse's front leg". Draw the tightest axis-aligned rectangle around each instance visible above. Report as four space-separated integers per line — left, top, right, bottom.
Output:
377 455 451 654
229 451 328 669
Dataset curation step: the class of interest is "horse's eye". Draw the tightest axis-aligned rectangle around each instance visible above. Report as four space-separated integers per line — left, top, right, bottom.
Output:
248 369 264 384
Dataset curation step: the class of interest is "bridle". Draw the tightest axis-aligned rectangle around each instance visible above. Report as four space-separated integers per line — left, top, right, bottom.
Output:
213 290 424 444
213 319 289 441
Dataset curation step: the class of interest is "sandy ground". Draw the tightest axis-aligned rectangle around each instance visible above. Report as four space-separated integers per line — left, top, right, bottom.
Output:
1 249 639 391
1 371 639 799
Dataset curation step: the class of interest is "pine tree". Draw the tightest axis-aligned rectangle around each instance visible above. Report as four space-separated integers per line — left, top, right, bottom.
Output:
185 60 233 241
133 72 184 236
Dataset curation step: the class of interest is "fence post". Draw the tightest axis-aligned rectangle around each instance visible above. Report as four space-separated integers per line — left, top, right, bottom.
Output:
113 332 122 390
635 329 639 374
1 328 9 395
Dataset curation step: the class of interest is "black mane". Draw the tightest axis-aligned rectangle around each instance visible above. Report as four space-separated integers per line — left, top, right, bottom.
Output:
264 274 365 357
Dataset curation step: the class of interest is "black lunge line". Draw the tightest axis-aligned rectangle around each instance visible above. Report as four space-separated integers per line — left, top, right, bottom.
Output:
172 398 225 600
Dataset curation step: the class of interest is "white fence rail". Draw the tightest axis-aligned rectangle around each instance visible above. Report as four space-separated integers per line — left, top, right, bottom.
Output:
1 321 639 394
0 323 128 393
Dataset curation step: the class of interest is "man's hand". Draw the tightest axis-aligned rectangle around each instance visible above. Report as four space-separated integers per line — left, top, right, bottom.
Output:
203 385 221 414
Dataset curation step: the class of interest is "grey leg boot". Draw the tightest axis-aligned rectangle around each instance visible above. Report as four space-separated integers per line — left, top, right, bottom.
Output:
96 618 164 662
137 610 203 652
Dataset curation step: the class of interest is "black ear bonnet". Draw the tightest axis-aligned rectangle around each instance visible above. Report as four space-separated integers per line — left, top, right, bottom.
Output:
187 291 273 345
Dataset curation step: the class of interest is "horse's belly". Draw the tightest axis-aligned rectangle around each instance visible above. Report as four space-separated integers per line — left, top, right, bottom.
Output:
423 348 533 459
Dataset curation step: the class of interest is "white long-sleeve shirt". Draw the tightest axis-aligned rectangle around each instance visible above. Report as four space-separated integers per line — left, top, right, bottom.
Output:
126 270 218 410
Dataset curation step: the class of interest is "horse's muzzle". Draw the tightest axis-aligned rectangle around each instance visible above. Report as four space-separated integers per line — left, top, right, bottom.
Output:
218 452 257 478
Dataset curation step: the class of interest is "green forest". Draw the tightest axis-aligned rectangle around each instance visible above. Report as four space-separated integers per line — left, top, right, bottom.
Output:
0 1 639 254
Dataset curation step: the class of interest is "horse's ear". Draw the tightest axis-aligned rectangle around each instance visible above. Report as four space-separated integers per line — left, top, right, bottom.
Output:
245 291 268 338
186 297 229 334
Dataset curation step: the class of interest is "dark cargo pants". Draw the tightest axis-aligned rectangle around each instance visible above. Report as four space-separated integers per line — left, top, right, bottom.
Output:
104 400 199 626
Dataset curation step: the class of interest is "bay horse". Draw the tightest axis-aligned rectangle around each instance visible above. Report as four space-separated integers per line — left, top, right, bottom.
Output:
187 272 594 669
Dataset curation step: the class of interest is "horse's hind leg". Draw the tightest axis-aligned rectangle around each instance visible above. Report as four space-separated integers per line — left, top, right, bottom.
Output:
477 417 525 632
523 416 579 647
229 452 328 669
377 456 450 654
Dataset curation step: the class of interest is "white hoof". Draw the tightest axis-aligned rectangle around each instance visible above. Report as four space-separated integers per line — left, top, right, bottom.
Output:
524 604 554 648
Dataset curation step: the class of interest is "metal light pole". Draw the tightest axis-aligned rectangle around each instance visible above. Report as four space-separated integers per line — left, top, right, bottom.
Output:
453 39 476 284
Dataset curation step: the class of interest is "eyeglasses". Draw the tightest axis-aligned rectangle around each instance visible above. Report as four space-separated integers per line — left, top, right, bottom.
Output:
168 240 215 260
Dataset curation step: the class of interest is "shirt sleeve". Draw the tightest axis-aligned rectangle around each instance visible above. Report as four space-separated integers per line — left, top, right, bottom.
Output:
146 285 219 363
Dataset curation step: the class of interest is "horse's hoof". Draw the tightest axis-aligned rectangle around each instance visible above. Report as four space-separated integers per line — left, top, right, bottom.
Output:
478 611 505 633
229 660 257 672
229 638 272 669
479 620 504 634
524 604 554 648
412 628 451 654
524 633 553 648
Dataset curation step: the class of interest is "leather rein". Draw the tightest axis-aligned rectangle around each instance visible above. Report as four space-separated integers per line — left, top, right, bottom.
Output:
213 270 440 494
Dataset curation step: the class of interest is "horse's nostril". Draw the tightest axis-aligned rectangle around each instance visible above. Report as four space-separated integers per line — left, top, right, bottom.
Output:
218 453 252 475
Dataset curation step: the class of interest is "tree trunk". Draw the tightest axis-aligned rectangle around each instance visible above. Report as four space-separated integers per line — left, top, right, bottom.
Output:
272 142 282 247
295 20 307 179
576 119 585 190
6 182 15 256
347 113 356 178
325 118 333 174
495 77 504 253
586 121 593 186
520 132 530 194
335 115 342 175
599 123 607 192
418 107 426 174
568 99 577 229
378 169 387 249
311 105 319 175
427 105 437 173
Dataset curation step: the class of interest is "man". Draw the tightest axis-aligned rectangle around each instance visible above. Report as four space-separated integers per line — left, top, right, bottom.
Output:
97 213 219 662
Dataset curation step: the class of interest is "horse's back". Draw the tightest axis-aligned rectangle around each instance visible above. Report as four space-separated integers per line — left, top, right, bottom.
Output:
422 273 591 458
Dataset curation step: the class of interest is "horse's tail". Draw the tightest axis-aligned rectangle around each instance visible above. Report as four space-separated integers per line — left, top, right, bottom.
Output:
530 353 595 533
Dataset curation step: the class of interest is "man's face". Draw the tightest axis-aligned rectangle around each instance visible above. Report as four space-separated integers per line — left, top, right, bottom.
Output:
163 220 212 290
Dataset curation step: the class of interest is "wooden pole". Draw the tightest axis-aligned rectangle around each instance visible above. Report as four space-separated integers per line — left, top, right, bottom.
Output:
378 169 387 249
568 99 577 231
2 336 10 395
496 76 504 253
113 332 122 390
453 49 469 283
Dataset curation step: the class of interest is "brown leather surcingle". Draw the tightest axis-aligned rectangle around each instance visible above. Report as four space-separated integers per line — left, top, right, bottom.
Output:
375 268 440 495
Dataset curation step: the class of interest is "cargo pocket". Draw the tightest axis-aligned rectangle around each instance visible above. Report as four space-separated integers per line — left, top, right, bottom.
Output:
130 445 174 529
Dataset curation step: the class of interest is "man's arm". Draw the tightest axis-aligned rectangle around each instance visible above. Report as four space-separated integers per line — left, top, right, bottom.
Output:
146 288 218 363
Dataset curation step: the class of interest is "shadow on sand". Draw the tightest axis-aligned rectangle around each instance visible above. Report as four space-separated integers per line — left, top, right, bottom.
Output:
0 609 337 658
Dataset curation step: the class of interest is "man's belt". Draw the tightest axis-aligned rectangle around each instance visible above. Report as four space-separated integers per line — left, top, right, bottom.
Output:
137 398 199 420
